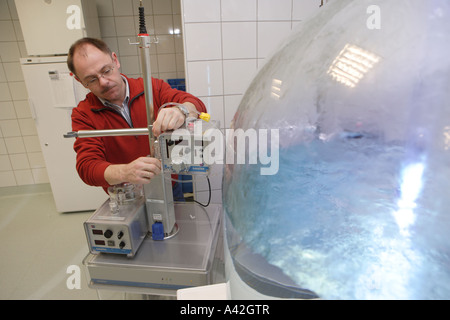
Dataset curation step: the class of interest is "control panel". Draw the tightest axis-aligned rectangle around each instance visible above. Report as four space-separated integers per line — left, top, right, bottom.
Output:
84 196 148 257
87 226 131 254
158 119 220 175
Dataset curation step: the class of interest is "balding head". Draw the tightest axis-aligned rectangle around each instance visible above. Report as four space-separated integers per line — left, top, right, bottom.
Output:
67 38 112 77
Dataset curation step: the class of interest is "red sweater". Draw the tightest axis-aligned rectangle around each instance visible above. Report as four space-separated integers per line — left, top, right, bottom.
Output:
71 76 206 189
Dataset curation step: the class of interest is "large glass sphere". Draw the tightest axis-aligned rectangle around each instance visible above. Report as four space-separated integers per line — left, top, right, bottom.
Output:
223 0 450 300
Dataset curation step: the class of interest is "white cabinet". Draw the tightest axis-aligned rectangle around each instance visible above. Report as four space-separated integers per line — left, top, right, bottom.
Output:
15 0 100 56
17 0 106 212
21 57 108 212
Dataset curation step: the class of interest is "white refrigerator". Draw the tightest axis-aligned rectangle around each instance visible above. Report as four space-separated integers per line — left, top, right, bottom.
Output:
20 57 108 212
17 0 108 212
15 0 101 56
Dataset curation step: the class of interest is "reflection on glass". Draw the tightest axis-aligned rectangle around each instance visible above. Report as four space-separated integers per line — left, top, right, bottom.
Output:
223 0 450 300
271 79 283 100
327 44 381 88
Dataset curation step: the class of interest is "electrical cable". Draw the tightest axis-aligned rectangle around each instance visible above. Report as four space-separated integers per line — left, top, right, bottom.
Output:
138 1 147 34
173 175 211 207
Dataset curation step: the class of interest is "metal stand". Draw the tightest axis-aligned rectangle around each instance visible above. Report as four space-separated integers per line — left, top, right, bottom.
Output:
73 3 224 299
83 203 223 298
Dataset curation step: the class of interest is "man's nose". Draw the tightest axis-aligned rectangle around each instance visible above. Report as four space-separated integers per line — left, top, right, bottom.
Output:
98 76 110 88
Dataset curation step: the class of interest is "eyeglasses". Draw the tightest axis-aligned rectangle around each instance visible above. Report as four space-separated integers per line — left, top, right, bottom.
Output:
82 66 115 88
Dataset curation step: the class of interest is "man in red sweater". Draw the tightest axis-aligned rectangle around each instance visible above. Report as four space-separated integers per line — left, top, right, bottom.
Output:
67 38 207 191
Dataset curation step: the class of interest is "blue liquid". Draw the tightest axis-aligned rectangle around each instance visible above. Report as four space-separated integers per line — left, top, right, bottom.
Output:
224 134 450 299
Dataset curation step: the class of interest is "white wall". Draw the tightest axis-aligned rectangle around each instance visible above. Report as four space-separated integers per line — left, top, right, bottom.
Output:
181 0 328 130
97 0 185 80
0 0 184 188
0 0 45 187
181 0 331 204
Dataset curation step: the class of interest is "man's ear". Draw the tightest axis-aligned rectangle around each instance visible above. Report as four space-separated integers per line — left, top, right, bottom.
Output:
111 52 121 69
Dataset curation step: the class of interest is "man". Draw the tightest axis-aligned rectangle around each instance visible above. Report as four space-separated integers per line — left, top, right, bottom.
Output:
67 38 207 191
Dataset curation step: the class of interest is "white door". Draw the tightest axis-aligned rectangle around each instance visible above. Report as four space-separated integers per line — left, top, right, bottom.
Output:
21 57 107 212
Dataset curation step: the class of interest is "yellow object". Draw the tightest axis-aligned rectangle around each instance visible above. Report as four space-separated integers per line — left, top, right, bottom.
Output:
199 112 210 122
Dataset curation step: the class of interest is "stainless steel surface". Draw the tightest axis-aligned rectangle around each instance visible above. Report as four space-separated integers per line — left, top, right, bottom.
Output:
83 203 222 294
144 172 176 239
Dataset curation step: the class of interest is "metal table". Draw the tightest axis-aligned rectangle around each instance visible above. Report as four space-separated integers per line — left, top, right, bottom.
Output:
83 203 223 298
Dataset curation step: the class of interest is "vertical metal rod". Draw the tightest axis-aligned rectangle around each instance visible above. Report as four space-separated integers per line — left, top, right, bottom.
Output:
138 33 155 156
138 1 155 156
138 2 176 239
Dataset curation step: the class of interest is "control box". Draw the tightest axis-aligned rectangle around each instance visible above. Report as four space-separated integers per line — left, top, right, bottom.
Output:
84 197 148 257
157 119 220 175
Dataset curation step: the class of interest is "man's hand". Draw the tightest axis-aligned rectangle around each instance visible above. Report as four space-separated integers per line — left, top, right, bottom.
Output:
152 106 185 137
104 156 161 186
152 102 198 137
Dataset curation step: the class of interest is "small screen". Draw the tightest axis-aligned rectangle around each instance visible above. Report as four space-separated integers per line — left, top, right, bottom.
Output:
94 240 105 246
92 229 103 235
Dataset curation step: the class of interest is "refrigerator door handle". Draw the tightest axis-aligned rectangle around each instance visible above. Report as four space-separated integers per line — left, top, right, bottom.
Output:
28 98 37 120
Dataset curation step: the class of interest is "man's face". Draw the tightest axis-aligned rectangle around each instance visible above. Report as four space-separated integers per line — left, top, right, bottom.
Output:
73 44 125 105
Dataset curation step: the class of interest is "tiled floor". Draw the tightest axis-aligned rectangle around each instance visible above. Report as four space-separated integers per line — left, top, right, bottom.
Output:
0 183 225 300
0 184 98 300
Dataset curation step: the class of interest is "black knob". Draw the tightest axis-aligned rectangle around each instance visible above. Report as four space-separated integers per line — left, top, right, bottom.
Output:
104 230 113 239
119 242 126 249
117 231 124 239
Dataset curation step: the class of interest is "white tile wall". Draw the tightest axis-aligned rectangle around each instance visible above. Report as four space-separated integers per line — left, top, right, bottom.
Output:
184 23 222 61
221 0 257 22
187 60 223 97
258 21 292 59
258 0 292 21
181 0 328 130
222 22 257 59
98 0 185 81
223 59 258 95
181 0 331 203
183 0 221 23
0 0 48 187
293 0 326 20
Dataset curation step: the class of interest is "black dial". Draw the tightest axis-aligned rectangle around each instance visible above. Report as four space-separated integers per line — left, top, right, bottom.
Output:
104 230 113 239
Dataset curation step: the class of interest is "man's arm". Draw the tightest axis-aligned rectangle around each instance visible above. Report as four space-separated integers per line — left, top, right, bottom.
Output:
72 99 161 188
105 98 192 184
